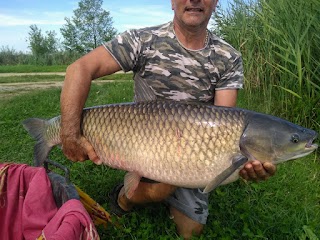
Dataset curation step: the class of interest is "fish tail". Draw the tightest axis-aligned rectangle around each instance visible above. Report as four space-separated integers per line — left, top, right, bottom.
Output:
22 118 54 167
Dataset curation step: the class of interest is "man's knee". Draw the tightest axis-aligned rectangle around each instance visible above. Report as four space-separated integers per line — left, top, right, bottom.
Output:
170 206 204 239
121 182 176 207
144 183 177 202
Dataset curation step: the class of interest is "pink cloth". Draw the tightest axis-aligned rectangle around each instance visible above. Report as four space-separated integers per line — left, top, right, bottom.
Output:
0 163 99 240
40 199 100 240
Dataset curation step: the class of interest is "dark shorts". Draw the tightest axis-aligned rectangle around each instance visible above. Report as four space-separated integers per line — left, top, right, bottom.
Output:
140 178 209 224
165 187 209 225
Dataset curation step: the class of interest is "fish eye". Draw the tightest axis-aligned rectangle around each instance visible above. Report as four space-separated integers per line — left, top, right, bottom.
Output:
291 134 300 143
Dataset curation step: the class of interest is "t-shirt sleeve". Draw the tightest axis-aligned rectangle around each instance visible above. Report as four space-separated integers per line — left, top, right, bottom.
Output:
216 54 244 90
103 30 142 72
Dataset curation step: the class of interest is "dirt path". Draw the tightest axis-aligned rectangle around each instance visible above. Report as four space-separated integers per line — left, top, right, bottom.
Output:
0 73 125 100
0 79 118 91
0 81 64 98
0 71 126 77
0 72 64 99
0 72 66 77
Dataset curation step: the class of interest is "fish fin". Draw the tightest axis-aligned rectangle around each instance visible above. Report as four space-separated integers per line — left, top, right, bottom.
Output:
203 155 248 193
22 118 52 167
124 172 141 199
239 136 256 161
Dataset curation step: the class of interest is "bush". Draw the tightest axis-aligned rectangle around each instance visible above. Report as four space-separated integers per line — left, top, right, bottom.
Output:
0 47 82 66
215 0 320 133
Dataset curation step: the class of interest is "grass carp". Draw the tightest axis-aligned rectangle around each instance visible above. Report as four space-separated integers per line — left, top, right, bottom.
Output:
23 101 318 197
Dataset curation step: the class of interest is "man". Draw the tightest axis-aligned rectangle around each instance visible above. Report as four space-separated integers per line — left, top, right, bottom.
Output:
60 0 276 238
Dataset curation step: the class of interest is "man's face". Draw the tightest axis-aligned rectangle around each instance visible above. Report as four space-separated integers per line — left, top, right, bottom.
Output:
171 0 218 28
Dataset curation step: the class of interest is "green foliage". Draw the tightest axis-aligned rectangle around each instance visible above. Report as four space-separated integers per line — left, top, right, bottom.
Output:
0 47 82 66
27 25 60 64
10 24 84 66
0 46 30 65
25 51 83 66
61 0 117 53
215 0 320 133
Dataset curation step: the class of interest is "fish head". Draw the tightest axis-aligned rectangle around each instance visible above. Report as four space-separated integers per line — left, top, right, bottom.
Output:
240 113 318 164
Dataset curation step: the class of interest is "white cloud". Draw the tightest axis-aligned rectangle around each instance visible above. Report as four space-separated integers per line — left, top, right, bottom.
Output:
0 9 68 51
0 9 71 27
0 1 174 52
0 13 65 26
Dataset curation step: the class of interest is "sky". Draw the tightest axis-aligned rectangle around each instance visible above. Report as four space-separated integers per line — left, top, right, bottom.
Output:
0 0 231 53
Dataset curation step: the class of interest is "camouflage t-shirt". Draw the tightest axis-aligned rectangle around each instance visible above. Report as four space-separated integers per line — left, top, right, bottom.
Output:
103 21 243 103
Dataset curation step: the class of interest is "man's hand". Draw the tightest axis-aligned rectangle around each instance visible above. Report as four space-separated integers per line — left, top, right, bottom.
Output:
239 161 276 181
61 134 101 165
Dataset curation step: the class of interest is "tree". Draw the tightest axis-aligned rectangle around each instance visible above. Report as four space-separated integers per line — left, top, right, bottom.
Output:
60 0 117 54
27 24 59 56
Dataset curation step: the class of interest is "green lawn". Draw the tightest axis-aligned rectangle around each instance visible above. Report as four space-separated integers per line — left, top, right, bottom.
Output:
0 73 133 84
0 65 67 73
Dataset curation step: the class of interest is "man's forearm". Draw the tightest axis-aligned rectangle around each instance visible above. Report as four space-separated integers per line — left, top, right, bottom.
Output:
60 61 92 138
60 46 122 136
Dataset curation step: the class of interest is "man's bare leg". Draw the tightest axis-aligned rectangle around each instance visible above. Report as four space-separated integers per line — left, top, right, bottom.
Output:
117 181 177 211
115 182 204 239
170 206 204 239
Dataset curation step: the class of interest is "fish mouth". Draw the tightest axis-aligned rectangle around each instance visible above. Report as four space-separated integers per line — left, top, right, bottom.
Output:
305 142 318 150
305 135 318 150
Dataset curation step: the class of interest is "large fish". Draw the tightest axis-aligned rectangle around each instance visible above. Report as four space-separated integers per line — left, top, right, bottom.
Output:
22 101 318 197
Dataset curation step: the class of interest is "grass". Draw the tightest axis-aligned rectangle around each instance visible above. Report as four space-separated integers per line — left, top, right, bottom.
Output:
0 75 65 83
0 80 319 239
0 65 67 73
215 0 320 133
0 0 319 237
0 73 134 84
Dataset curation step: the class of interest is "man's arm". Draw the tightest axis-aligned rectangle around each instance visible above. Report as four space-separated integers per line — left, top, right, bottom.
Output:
60 46 121 164
214 89 276 181
213 89 238 107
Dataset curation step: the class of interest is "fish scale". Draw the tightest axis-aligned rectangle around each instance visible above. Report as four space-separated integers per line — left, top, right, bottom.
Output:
79 102 246 187
23 101 318 195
